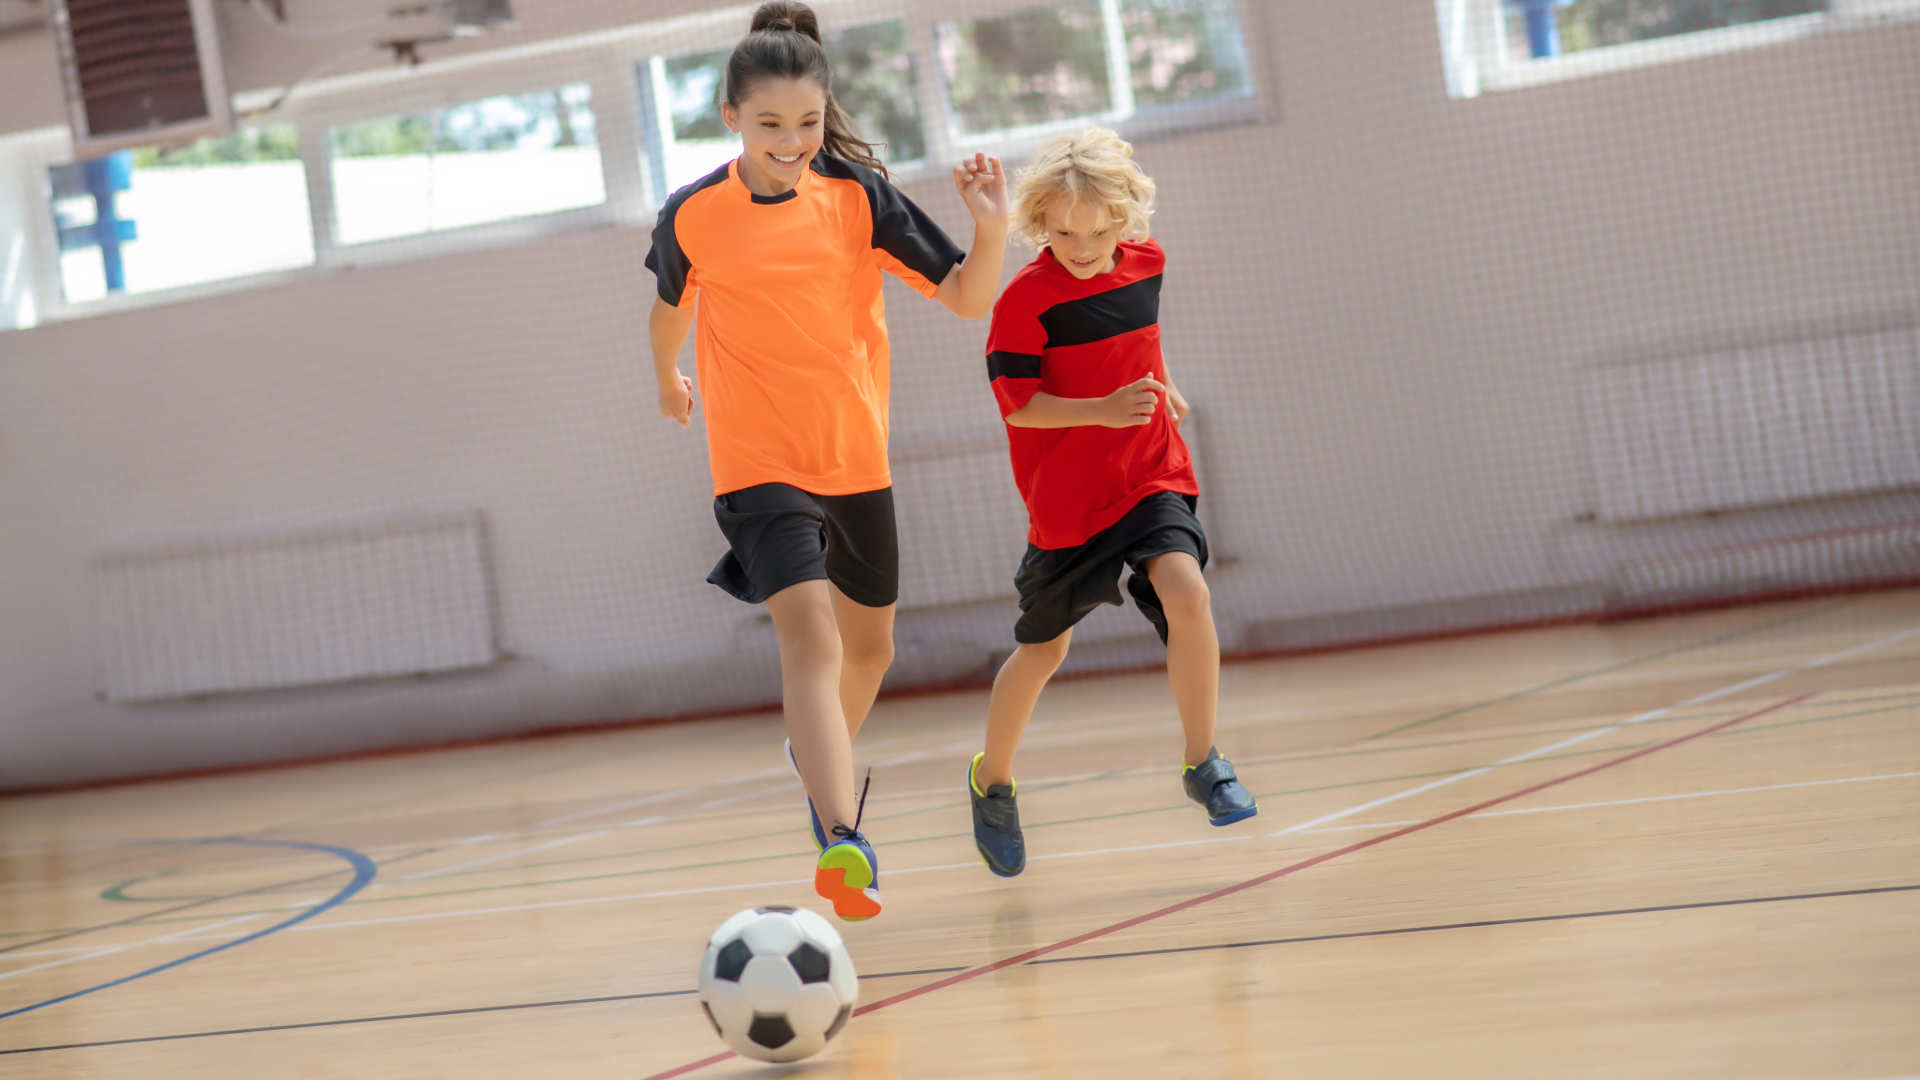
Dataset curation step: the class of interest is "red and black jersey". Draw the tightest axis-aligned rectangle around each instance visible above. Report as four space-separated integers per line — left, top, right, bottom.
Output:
987 239 1199 550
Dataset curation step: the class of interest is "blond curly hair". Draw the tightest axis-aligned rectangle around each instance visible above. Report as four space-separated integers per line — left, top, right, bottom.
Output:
1010 127 1156 248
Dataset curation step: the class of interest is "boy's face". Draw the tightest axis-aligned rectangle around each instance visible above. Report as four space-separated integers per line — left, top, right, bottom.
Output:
1044 194 1121 279
723 78 828 194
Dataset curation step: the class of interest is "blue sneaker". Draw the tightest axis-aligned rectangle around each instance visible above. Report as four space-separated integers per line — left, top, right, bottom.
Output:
786 739 830 852
814 771 880 921
1183 747 1258 826
967 752 1025 877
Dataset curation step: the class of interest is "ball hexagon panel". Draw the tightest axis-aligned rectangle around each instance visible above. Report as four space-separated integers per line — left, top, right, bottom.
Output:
741 911 803 955
740 953 803 1012
784 982 843 1036
701 977 752 1034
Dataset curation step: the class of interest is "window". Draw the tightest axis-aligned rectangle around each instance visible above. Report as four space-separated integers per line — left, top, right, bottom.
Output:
1122 0 1254 109
1508 0 1827 60
1439 0 1902 96
936 2 1115 135
639 20 926 201
935 0 1253 142
824 20 927 166
328 85 605 246
640 50 742 198
51 125 314 303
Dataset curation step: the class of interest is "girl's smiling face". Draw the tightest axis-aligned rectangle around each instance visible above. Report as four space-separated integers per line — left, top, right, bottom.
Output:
723 77 828 197
1044 194 1121 279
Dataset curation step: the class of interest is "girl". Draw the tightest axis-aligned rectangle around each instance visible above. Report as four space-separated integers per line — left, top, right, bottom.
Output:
645 1 1009 921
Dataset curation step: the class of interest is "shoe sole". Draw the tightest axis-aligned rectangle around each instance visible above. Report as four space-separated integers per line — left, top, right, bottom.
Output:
816 846 882 921
1188 796 1260 827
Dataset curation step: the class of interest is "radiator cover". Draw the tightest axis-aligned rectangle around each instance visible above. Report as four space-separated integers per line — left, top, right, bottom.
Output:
92 511 498 703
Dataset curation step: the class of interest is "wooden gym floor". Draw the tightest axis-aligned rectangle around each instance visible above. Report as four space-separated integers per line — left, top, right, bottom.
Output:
2 590 1918 1078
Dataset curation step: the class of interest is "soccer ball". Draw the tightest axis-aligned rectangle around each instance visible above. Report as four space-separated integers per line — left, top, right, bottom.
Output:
697 906 859 1062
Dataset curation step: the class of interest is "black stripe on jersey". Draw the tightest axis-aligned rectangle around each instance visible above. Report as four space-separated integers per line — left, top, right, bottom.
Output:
987 351 1043 381
643 161 733 307
1038 274 1162 349
811 153 966 287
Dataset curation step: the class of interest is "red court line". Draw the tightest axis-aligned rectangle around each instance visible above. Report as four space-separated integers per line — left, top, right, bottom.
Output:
641 691 1814 1080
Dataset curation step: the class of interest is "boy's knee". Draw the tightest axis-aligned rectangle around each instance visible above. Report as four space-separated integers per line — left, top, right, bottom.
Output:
1155 570 1211 623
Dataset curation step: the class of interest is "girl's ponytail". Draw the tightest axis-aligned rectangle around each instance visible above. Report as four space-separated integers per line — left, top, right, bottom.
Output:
729 1 888 176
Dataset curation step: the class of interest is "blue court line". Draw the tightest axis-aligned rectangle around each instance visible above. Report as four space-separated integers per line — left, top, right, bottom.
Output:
0 838 376 1022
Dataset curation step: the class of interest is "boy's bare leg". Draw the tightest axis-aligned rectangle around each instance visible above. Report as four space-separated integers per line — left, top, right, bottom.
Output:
829 584 896 741
979 629 1072 788
765 580 859 831
1144 552 1218 767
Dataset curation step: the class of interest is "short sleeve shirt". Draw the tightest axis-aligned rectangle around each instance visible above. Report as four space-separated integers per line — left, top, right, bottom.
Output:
646 154 964 496
986 240 1198 550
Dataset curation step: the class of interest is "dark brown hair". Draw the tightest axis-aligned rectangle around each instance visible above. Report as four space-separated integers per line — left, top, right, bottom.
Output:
727 1 886 176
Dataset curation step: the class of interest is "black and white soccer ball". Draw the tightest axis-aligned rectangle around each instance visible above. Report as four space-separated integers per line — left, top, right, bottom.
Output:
697 906 858 1062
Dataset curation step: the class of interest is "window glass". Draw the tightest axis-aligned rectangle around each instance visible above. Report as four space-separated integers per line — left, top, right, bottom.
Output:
329 85 604 246
824 20 926 166
53 125 313 303
935 2 1114 137
1509 0 1829 59
653 50 742 194
1121 0 1253 109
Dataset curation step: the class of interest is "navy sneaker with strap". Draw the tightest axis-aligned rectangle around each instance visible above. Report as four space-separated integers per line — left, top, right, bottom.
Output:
815 771 881 921
967 752 1025 877
785 739 831 852
1183 747 1258 826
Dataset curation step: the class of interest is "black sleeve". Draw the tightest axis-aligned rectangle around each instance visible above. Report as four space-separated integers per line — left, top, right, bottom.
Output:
815 155 965 288
644 208 692 307
643 162 731 307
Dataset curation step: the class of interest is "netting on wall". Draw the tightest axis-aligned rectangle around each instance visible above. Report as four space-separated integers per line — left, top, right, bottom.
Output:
0 0 1916 785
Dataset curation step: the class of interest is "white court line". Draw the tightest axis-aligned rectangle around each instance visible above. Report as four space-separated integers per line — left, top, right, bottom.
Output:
153 836 1260 940
1475 771 1920 818
1301 770 1920 833
400 832 609 882
1269 625 1920 838
538 788 700 827
0 947 123 983
0 912 268 981
698 782 801 810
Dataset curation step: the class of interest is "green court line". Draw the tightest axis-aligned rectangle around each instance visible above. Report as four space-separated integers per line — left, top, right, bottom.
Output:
1360 601 1846 741
88 691 1920 907
85 737 1707 926
33 687 1920 941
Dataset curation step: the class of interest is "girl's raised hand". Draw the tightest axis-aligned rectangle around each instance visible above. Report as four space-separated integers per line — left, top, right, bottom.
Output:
952 153 1009 227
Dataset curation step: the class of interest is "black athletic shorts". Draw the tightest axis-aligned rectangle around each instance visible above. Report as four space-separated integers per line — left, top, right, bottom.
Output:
708 483 899 608
1013 491 1208 645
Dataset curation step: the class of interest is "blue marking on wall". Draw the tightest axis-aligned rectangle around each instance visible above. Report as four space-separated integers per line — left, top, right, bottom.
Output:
0 838 377 1021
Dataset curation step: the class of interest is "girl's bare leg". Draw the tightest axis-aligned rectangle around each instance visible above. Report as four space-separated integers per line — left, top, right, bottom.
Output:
978 629 1072 788
828 584 895 741
764 580 859 830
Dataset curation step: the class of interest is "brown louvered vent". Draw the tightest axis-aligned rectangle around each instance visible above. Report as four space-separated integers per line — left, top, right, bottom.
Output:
51 0 230 155
68 0 206 134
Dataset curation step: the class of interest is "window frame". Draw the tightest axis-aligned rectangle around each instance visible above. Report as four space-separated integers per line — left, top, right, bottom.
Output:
1436 0 1920 99
6 0 1268 328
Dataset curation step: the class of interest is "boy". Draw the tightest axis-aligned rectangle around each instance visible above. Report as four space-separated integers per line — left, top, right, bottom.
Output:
968 128 1256 878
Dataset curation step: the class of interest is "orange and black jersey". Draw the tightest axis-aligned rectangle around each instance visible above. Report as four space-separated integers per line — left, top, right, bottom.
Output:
646 153 963 497
987 239 1198 550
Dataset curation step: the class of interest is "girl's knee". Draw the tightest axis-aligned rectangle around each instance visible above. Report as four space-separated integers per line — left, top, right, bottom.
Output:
1021 631 1072 668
